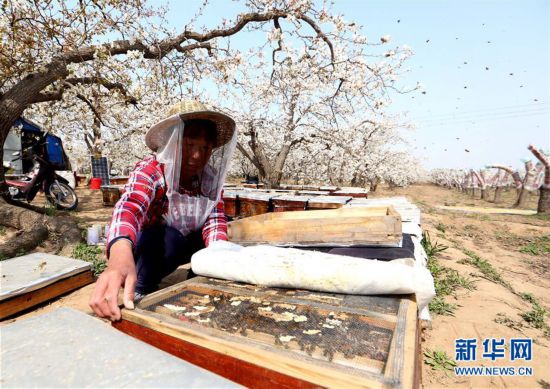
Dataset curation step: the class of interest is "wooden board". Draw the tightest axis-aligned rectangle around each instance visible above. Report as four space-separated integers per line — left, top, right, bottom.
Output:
2 307 236 387
347 197 422 224
228 206 402 247
115 277 419 388
307 195 352 209
0 253 93 319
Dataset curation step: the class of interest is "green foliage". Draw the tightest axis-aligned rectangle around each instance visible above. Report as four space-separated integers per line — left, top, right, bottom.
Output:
494 313 524 331
424 232 474 316
0 225 6 236
72 243 106 277
0 253 7 261
519 235 550 256
520 292 537 304
518 294 550 337
424 349 457 376
429 297 457 316
493 230 522 244
434 269 476 296
520 305 547 329
435 222 446 233
530 214 550 222
44 204 56 217
421 231 448 259
461 249 511 289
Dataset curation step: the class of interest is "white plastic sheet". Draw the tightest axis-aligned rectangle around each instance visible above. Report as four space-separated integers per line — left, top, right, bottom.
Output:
192 241 435 320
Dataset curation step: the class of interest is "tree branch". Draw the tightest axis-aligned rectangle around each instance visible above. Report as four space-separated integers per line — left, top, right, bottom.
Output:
66 77 137 104
58 10 332 64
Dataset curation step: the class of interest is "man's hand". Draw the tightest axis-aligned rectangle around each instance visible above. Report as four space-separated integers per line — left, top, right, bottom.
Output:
89 239 137 321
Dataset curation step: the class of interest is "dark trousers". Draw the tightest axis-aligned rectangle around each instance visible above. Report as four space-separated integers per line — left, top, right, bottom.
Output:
133 225 204 294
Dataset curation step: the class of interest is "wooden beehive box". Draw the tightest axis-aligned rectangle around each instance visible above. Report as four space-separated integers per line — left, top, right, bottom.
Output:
222 190 239 218
114 277 420 388
228 206 402 247
306 195 352 210
0 254 94 320
109 176 129 185
302 185 320 191
333 187 369 198
237 191 274 218
271 194 311 212
320 185 340 192
298 190 330 197
2 308 234 387
100 185 125 206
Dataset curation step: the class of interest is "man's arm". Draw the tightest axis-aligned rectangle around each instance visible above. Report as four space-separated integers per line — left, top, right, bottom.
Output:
202 194 228 246
90 156 163 320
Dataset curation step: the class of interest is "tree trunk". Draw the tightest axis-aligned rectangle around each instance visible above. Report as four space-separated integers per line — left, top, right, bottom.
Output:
537 187 550 214
0 198 82 258
0 198 49 257
493 186 503 203
369 178 379 192
481 188 490 201
514 188 530 208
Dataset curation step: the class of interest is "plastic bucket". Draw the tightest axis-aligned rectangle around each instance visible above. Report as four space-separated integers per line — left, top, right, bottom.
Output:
90 177 102 190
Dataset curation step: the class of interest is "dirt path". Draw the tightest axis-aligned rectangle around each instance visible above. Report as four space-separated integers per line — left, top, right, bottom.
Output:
374 185 548 388
2 184 548 387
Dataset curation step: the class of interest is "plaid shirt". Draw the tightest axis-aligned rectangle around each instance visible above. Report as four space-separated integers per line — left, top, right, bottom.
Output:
106 155 227 257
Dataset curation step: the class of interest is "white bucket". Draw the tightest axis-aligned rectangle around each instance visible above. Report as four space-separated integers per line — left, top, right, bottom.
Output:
86 226 99 245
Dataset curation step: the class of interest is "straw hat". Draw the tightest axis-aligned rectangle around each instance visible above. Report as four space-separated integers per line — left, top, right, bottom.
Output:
145 100 236 152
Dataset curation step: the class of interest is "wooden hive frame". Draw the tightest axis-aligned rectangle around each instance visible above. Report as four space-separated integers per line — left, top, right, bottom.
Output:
113 277 421 388
228 206 402 247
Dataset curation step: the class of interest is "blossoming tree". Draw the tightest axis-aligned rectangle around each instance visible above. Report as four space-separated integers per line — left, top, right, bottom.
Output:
0 0 356 255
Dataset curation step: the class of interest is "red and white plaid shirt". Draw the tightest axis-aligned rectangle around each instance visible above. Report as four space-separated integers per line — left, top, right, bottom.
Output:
106 155 227 257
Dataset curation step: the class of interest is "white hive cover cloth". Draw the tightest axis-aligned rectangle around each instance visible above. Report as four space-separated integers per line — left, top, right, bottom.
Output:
192 241 435 320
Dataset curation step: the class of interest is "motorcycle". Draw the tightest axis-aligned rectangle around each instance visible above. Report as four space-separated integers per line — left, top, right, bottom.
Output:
4 137 78 211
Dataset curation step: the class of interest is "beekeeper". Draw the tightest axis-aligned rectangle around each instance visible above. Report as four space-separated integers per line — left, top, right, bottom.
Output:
90 100 237 320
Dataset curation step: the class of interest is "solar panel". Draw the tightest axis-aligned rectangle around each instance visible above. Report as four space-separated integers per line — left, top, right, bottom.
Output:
90 156 110 185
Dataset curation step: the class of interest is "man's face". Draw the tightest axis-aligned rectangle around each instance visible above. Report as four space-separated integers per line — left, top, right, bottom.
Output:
181 131 213 176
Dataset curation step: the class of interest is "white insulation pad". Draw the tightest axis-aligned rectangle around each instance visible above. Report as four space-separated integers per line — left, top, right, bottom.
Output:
192 241 435 319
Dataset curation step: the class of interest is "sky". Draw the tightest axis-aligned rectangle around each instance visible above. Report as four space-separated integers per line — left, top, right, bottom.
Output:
152 0 550 171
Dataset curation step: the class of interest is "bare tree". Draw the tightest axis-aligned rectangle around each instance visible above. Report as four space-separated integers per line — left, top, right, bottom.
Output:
528 144 549 214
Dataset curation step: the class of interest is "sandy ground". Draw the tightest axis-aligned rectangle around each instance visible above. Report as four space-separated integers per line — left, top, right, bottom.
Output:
1 184 548 388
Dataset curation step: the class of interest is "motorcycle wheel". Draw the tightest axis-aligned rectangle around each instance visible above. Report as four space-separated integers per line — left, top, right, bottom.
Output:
46 181 79 210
